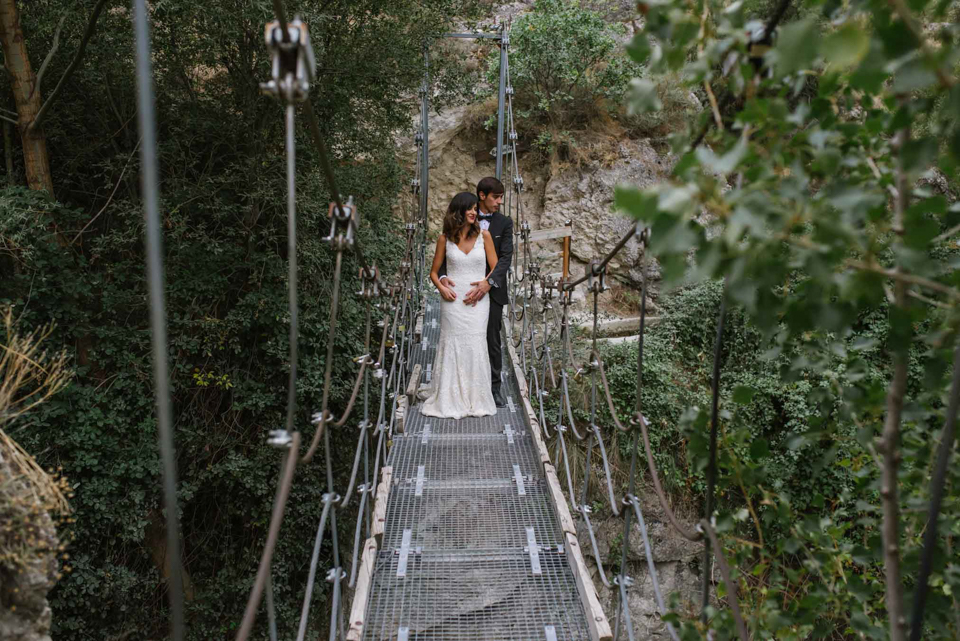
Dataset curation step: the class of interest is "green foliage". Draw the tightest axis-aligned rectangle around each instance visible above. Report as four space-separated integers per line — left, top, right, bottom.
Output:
0 0 473 638
486 0 642 151
611 0 960 636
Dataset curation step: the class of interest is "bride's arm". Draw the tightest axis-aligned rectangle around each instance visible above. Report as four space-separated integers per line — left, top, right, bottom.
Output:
482 230 498 278
431 235 456 301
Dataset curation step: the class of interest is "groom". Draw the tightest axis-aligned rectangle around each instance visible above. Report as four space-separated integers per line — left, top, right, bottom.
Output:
439 177 513 407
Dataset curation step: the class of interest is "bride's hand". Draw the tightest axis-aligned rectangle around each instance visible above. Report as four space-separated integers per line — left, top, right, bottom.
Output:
439 285 457 302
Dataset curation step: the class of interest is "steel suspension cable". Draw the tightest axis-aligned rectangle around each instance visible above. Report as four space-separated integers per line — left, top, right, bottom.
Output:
131 1 185 638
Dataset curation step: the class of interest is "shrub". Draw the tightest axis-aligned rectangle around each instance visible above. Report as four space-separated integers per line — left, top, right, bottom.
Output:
486 0 642 143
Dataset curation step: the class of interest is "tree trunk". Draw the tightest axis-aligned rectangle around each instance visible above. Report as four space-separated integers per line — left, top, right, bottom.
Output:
0 0 54 194
3 121 13 185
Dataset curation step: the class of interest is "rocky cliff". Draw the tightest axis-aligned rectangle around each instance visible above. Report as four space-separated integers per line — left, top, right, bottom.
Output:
0 453 60 641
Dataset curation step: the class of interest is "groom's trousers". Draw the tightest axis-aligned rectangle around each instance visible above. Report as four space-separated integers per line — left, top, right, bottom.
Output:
487 299 504 392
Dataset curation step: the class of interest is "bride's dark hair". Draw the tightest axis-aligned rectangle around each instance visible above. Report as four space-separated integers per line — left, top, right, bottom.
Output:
442 192 480 245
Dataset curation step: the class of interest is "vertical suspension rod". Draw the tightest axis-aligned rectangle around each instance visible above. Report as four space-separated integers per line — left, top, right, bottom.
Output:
701 290 727 621
132 1 184 638
419 46 430 291
495 22 508 180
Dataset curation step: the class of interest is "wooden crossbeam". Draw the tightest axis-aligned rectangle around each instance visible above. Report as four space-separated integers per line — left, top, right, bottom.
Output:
529 226 573 242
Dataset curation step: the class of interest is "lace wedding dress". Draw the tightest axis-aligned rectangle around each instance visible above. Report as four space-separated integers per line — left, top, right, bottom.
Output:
420 233 497 419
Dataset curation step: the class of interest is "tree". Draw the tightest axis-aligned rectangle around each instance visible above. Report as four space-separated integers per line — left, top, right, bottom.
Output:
619 0 960 637
0 0 108 194
0 0 54 193
486 0 642 154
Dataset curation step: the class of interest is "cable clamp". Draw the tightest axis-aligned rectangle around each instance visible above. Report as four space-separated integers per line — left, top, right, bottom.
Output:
260 18 316 103
310 410 330 426
321 492 340 505
358 266 381 299
267 429 293 448
325 567 346 583
323 196 359 250
629 412 650 428
613 575 634 588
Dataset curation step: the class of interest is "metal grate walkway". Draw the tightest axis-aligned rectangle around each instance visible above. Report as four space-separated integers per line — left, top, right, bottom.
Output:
360 296 593 641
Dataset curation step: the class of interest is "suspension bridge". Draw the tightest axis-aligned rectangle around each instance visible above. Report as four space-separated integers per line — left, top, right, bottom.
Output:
129 2 751 640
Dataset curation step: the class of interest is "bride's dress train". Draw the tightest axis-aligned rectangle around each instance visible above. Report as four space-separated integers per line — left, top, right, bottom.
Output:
420 233 497 419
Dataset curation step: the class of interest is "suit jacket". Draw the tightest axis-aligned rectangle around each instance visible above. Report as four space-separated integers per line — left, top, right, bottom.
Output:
439 212 513 306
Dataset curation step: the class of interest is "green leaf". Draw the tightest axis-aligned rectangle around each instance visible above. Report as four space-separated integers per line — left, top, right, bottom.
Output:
822 23 869 68
614 186 657 221
696 138 748 175
951 126 960 163
627 32 651 64
892 57 938 93
772 17 821 76
627 78 662 114
732 385 756 404
750 438 770 460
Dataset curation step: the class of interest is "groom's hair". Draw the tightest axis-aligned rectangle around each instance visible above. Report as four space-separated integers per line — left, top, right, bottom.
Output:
477 177 504 199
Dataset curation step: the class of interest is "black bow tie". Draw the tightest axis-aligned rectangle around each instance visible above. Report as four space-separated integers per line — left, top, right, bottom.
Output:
478 213 493 219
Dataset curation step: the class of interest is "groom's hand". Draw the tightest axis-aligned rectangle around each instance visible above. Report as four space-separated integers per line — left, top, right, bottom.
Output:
464 280 491 306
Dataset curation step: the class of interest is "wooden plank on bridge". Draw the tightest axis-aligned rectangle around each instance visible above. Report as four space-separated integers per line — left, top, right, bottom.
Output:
529 226 573 242
414 311 424 343
346 537 379 641
371 466 393 545
543 463 577 537
506 339 552 466
564 532 614 641
394 395 408 434
406 364 422 405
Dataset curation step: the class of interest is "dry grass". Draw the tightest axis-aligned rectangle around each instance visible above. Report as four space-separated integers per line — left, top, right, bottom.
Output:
1 306 72 514
461 95 500 136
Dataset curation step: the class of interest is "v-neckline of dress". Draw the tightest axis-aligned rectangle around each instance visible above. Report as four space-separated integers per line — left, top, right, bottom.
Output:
453 233 481 257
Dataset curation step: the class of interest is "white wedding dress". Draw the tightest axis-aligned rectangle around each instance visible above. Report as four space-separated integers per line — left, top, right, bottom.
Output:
420 233 497 419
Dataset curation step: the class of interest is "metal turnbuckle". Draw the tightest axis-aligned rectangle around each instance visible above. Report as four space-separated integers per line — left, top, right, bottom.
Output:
260 18 316 104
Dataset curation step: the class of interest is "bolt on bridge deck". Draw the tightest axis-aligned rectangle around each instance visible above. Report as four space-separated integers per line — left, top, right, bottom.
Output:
357 296 597 641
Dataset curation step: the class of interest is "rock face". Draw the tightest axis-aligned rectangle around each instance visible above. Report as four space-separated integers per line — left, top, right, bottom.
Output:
0 457 59 641
412 106 673 293
577 490 703 638
540 138 673 290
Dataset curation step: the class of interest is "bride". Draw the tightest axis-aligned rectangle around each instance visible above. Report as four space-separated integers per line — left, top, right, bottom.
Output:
420 192 498 419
